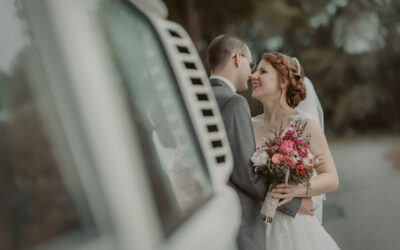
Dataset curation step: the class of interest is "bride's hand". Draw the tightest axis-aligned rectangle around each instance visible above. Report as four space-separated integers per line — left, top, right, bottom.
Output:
272 183 304 206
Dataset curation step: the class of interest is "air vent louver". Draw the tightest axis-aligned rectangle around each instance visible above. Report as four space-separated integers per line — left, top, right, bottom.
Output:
156 20 232 175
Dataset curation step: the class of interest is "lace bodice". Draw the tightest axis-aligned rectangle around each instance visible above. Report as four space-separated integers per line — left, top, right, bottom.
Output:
289 110 315 123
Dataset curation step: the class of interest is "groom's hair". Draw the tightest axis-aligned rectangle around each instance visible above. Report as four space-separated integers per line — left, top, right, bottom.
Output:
207 34 247 72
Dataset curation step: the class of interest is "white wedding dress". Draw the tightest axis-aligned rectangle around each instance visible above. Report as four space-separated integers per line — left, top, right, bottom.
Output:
265 81 339 250
266 207 339 250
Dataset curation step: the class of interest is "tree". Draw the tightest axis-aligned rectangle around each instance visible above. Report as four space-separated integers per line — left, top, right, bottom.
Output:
164 0 400 135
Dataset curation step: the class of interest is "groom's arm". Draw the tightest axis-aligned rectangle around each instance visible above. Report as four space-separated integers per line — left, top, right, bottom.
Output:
277 198 301 217
221 95 267 201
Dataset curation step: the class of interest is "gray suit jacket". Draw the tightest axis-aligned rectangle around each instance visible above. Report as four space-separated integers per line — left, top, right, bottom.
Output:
210 78 301 250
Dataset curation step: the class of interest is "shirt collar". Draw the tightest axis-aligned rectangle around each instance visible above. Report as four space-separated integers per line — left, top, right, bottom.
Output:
210 75 236 93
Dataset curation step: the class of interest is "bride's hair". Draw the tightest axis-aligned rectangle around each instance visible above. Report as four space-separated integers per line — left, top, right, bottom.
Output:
262 52 306 107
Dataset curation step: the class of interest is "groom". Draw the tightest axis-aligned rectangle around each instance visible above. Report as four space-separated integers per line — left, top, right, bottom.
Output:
207 35 313 250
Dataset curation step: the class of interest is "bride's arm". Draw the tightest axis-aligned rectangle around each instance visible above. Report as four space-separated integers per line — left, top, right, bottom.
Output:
273 119 339 203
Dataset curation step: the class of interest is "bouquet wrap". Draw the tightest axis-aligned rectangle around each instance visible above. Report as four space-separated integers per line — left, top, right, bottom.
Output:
259 185 279 223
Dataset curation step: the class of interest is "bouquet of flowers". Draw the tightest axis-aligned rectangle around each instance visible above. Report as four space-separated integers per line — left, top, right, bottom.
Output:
251 120 319 223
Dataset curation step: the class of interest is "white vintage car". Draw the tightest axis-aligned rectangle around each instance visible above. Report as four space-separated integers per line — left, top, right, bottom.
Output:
0 0 240 249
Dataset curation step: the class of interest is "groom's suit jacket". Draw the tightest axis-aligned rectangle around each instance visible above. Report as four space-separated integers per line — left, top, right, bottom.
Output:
210 78 301 250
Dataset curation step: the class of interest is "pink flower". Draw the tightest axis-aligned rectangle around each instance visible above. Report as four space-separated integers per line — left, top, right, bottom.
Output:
291 156 298 164
272 153 283 164
279 140 296 154
282 155 296 168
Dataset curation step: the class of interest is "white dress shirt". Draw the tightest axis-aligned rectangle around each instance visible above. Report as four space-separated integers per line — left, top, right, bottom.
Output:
210 75 236 93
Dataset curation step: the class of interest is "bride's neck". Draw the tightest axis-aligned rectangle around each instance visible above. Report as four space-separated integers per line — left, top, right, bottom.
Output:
260 96 296 124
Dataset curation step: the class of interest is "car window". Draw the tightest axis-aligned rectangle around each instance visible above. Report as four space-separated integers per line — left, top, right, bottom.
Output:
100 0 214 236
0 2 102 249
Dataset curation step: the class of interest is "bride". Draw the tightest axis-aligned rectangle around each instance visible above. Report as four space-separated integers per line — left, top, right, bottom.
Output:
250 52 340 250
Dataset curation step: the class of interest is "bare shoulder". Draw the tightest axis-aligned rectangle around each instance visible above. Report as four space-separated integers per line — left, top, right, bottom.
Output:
305 118 321 130
302 118 328 151
301 117 324 137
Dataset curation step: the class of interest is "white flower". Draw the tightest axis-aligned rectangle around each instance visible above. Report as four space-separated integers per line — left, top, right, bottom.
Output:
303 151 315 167
251 147 269 166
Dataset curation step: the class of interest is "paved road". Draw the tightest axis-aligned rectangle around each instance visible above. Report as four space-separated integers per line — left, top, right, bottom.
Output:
323 136 400 250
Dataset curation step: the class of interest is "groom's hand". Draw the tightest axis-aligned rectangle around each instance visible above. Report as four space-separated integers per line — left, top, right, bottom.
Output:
298 197 315 216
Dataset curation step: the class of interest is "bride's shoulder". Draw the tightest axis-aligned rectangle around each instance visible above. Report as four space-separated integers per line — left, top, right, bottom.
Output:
291 111 323 135
302 116 326 143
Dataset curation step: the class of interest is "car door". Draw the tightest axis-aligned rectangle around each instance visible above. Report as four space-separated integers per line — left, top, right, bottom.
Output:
1 0 241 249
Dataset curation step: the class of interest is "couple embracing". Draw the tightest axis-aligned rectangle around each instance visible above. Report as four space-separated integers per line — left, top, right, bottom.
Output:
208 35 340 250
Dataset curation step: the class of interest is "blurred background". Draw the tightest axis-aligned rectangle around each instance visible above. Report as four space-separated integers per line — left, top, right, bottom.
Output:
163 0 400 249
164 0 400 137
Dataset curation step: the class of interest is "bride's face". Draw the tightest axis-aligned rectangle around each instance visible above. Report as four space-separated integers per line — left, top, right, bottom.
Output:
251 60 281 100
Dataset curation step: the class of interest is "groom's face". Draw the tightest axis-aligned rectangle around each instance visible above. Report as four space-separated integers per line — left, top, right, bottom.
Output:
236 46 254 92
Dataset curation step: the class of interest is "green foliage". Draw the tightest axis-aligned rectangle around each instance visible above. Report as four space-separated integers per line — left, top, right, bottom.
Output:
163 0 400 136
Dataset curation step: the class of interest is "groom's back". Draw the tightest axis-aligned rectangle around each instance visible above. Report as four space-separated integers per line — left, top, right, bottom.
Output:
210 78 267 250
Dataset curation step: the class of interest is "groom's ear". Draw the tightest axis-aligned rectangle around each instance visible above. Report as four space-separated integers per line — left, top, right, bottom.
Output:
233 52 240 68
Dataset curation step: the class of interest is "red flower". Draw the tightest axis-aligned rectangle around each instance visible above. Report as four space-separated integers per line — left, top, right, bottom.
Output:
267 146 276 154
296 163 304 170
291 137 304 146
297 148 306 157
283 130 295 140
295 164 307 176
